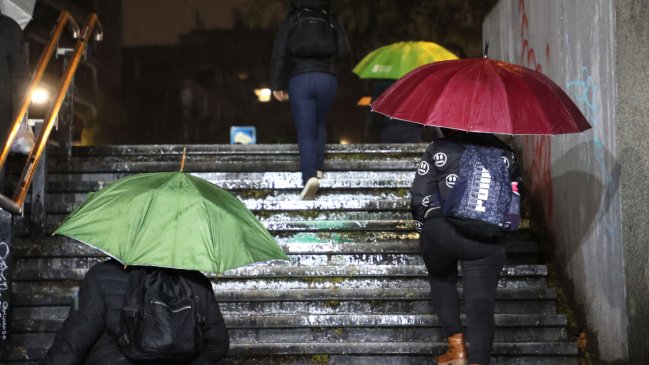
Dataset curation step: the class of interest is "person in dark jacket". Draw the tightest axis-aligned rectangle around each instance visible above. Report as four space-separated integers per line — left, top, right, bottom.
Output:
369 79 423 143
410 130 518 365
269 0 350 200
41 259 230 365
0 11 29 143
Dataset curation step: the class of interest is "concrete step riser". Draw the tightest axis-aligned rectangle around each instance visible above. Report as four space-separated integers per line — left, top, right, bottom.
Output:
14 217 422 234
11 282 557 306
43 201 415 220
225 327 568 344
12 272 548 290
14 256 545 273
215 300 558 316
12 239 540 258
9 317 568 343
11 298 558 322
218 355 578 365
46 171 418 189
42 159 420 173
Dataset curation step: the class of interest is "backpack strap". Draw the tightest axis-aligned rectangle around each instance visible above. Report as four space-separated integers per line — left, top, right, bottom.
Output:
186 272 209 326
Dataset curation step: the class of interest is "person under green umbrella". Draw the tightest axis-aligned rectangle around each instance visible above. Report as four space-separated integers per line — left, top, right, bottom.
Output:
41 259 230 364
42 168 289 364
355 41 458 143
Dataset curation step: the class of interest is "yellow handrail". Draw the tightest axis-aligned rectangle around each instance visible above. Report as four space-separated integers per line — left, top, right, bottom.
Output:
0 11 79 170
0 13 102 214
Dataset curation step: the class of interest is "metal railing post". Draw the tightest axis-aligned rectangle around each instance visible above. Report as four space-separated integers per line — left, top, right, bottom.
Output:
56 48 76 160
30 121 46 237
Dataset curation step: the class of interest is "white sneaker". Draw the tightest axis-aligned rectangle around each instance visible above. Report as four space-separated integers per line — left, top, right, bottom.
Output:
300 177 320 200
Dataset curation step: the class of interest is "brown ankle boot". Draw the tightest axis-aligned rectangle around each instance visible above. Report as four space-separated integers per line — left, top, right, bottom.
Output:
436 333 468 365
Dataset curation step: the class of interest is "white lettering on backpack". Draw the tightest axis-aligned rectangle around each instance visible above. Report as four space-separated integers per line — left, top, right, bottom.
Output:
474 167 491 212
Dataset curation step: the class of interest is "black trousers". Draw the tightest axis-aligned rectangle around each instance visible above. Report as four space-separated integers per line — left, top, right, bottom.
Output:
419 217 506 365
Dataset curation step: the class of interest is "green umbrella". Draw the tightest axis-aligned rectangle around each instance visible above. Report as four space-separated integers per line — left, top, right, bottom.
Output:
353 41 458 80
54 171 288 273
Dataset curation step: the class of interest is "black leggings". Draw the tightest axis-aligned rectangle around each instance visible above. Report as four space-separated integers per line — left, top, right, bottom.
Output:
419 218 506 365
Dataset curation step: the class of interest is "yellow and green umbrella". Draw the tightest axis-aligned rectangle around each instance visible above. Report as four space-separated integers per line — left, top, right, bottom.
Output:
353 41 458 80
54 171 288 274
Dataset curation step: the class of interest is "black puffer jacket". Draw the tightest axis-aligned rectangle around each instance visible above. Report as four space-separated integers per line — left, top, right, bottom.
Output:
269 0 350 90
410 133 517 232
41 260 229 365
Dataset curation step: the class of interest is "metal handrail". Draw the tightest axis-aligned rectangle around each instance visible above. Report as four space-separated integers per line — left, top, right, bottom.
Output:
0 13 102 214
0 11 79 171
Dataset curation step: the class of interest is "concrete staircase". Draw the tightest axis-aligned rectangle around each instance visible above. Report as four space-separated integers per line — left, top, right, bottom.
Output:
2 144 578 364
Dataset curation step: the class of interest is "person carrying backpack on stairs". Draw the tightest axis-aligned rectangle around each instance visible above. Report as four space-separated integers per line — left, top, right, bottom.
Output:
41 259 230 365
269 0 351 200
410 129 521 365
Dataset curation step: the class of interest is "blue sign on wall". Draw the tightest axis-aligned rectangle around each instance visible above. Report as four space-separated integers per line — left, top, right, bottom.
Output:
230 126 257 144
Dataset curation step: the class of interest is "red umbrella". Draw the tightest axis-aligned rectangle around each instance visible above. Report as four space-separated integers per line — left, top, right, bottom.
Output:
371 57 591 135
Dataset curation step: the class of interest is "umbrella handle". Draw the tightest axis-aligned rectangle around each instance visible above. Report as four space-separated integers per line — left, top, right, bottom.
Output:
180 147 187 172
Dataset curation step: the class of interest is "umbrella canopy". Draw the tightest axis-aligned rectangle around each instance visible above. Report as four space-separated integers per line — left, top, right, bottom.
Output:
353 41 458 80
0 0 35 29
54 172 288 274
371 57 592 135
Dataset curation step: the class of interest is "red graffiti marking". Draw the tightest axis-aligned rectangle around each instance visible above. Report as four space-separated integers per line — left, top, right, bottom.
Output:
519 2 543 72
521 135 553 224
518 0 553 221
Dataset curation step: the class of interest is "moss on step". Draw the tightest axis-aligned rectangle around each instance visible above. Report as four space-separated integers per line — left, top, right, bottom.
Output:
237 189 273 200
311 354 329 364
323 300 341 310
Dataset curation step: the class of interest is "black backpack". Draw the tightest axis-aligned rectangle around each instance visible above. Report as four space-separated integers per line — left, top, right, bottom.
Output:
441 144 518 240
116 268 206 363
288 8 337 57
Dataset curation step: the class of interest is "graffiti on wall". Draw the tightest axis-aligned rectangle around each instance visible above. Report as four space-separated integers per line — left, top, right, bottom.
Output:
0 240 9 341
566 67 618 240
518 0 554 224
519 0 543 72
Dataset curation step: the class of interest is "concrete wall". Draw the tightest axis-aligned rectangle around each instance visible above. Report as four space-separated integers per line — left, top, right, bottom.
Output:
615 0 649 362
484 0 638 362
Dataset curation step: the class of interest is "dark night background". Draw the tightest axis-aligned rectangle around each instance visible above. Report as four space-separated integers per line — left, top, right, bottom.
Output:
25 0 497 146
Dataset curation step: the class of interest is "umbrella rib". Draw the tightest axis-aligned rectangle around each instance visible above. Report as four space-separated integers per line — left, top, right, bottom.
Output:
490 61 515 135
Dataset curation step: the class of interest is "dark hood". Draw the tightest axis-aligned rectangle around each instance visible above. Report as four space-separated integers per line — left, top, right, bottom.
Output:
290 0 331 11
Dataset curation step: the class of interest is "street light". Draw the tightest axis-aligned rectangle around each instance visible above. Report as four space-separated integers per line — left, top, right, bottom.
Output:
254 88 272 102
31 87 50 105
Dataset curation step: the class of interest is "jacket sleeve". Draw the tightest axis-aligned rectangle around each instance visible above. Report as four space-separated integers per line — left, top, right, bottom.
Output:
410 142 442 232
7 22 29 115
40 267 107 365
269 16 291 91
191 284 230 364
